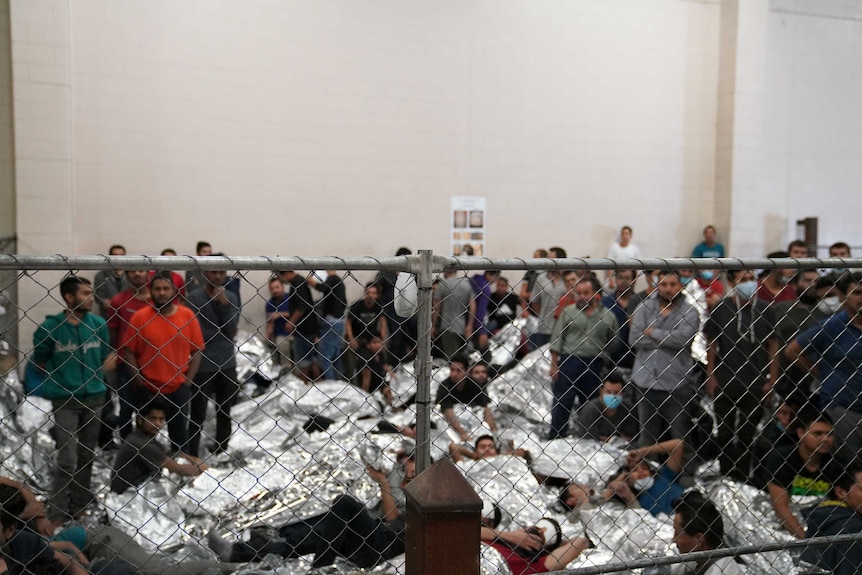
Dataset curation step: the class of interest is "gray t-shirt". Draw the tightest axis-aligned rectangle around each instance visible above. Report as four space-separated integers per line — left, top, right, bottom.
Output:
531 272 567 335
436 276 474 335
186 287 240 373
110 428 169 494
572 397 638 441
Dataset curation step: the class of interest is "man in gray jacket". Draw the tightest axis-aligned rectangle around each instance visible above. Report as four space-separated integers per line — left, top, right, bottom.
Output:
629 270 700 446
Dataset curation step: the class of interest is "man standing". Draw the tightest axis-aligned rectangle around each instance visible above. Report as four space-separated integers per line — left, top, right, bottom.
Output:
527 247 568 350
756 251 797 303
548 275 618 439
184 241 212 294
308 271 347 381
704 269 778 480
264 276 292 366
281 270 321 382
93 244 128 318
187 269 241 457
629 271 700 446
691 225 725 258
786 272 862 466
601 269 642 371
104 268 153 442
121 272 204 453
31 276 113 521
432 271 475 360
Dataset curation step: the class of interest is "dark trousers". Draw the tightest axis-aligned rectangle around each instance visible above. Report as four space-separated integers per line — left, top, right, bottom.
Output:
229 495 403 568
189 369 240 457
550 355 604 439
713 384 763 479
133 384 190 454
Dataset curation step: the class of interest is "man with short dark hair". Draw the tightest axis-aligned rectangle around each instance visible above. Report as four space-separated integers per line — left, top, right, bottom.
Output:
572 370 638 442
801 466 862 575
110 402 208 495
527 248 568 350
629 271 700 446
704 268 778 480
121 272 204 453
184 241 212 294
435 356 495 441
671 491 744 574
94 244 128 318
787 239 808 259
760 409 842 539
786 272 862 466
601 269 642 371
187 269 241 457
433 271 476 360
345 282 388 381
756 251 797 303
280 270 321 382
32 276 113 521
692 225 725 258
548 274 618 439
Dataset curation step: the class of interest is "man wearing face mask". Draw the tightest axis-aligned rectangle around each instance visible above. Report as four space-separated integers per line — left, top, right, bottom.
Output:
756 251 797 303
548 274 618 439
600 438 686 517
704 269 778 480
786 272 862 467
571 369 638 442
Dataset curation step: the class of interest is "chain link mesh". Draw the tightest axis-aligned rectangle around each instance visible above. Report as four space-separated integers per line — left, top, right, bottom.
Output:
0 254 860 575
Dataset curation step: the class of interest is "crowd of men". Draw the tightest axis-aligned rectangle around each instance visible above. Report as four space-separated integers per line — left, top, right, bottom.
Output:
4 232 862 574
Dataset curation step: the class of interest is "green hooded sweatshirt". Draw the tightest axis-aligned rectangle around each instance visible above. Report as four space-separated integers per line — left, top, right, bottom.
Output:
31 311 109 401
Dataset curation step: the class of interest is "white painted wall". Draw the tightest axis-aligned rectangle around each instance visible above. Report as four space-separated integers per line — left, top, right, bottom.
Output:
764 0 862 255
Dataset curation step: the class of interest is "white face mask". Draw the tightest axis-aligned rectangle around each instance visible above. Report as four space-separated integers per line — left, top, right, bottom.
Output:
818 296 842 314
632 476 655 492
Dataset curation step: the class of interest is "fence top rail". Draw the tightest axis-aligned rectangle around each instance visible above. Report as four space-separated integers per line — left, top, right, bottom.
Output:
1 253 862 272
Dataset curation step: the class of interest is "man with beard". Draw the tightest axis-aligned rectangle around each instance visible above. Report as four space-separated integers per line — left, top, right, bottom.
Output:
435 356 495 442
704 269 778 480
548 274 618 439
31 276 114 521
756 251 797 303
629 271 700 446
601 269 642 371
121 272 204 453
280 270 321 382
106 268 153 440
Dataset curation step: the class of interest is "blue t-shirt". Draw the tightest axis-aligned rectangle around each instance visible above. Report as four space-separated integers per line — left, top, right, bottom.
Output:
692 242 725 259
797 311 862 411
637 465 684 517
265 296 290 338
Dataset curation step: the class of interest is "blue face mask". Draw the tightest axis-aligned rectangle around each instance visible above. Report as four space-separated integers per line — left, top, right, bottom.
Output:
776 422 785 433
735 280 758 300
701 271 714 281
680 276 692 285
602 394 622 409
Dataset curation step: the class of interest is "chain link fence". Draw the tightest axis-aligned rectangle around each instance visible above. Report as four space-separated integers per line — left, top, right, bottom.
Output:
0 253 861 575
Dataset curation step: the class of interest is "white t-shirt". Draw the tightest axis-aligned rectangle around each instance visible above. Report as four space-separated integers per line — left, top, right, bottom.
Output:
670 556 746 575
607 241 641 260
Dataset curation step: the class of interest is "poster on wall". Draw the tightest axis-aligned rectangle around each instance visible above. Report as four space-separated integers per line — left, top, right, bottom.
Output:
451 196 486 256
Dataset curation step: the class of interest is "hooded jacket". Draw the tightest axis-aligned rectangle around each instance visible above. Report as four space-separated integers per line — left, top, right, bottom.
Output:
801 501 862 575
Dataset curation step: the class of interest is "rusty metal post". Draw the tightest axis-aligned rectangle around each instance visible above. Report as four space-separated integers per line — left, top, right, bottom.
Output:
404 458 482 575
413 249 434 474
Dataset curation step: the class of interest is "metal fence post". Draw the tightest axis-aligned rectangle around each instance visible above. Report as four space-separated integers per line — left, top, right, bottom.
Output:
414 249 434 474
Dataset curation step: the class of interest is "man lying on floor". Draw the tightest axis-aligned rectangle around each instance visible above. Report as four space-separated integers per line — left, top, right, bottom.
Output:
211 452 415 569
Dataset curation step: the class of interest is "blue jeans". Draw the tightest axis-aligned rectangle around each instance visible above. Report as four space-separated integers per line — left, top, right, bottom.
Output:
316 317 345 380
550 355 604 439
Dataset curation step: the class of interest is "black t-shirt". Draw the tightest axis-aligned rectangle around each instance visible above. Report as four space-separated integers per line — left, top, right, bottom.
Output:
1 529 55 575
487 292 520 327
704 298 775 389
435 377 490 411
110 428 169 494
761 446 840 497
313 275 347 319
349 300 383 343
289 277 319 338
357 346 387 393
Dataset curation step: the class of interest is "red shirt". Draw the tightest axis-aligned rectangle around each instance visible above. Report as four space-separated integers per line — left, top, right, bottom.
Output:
489 543 549 575
121 305 204 393
756 281 797 303
107 289 152 346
